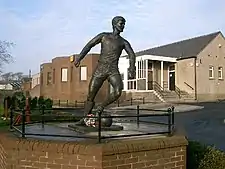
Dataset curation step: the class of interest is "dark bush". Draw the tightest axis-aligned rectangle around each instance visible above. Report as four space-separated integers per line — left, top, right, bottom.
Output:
187 141 209 169
30 97 38 109
38 96 45 107
198 146 225 169
187 140 225 169
44 98 53 108
17 95 26 109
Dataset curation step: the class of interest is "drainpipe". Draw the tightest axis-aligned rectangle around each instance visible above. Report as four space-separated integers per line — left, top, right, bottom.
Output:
194 57 197 100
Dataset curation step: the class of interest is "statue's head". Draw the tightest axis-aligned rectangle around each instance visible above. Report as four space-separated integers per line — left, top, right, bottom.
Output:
112 16 126 32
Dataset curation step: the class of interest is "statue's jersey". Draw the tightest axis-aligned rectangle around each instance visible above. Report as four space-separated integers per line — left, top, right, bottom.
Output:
93 33 125 78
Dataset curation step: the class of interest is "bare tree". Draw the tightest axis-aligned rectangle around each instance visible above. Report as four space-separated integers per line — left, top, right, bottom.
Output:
0 40 14 73
1 72 13 82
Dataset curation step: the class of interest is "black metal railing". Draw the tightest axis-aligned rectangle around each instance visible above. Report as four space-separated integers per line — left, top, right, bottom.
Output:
53 97 147 108
114 97 146 107
175 85 181 99
9 105 175 143
151 81 164 97
184 82 194 90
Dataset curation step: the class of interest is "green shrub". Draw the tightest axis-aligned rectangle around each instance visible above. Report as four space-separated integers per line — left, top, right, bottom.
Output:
38 96 45 107
187 141 209 169
187 140 225 169
4 94 53 111
44 98 53 108
0 105 4 116
198 146 225 169
30 97 38 109
0 118 9 128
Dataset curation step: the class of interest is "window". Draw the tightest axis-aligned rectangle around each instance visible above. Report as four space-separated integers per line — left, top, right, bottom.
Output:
137 60 146 79
61 68 68 82
80 66 87 81
148 60 153 71
53 69 55 84
47 72 51 85
169 65 175 71
218 67 223 79
209 66 214 79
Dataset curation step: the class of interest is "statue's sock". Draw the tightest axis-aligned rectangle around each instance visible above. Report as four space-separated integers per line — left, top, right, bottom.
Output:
84 100 95 116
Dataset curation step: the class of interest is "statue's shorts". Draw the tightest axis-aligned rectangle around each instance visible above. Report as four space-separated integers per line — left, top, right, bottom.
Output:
92 64 120 79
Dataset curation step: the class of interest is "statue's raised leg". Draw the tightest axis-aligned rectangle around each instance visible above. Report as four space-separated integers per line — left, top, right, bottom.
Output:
96 74 123 114
76 75 106 126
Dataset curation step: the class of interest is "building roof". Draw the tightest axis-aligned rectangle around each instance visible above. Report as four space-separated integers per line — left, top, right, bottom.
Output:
0 80 22 89
125 31 221 59
0 81 8 85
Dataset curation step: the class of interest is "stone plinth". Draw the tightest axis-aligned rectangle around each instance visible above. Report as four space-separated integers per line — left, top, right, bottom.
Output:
0 132 188 169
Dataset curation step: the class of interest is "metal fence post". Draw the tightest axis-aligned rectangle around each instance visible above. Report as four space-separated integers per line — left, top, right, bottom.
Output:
137 105 140 127
143 97 145 104
167 108 172 135
41 105 45 128
98 113 102 143
9 108 13 130
130 98 133 105
171 106 175 131
75 100 77 107
22 109 26 138
117 100 120 107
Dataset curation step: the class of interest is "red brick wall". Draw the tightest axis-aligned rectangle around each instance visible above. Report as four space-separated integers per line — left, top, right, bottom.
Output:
0 132 188 169
102 146 186 169
0 143 6 169
40 54 109 103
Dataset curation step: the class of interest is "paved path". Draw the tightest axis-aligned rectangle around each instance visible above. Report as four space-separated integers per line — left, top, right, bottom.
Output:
108 103 204 115
174 102 225 151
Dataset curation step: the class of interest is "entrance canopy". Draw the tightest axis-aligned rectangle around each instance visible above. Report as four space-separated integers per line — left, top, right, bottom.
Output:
118 55 177 91
135 55 177 62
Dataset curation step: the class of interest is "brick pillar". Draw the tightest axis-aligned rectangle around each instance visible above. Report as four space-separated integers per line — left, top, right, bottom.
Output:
0 132 188 169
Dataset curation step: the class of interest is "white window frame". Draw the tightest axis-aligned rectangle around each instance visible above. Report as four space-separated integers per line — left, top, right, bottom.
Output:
80 66 87 81
209 66 214 79
218 67 223 79
137 59 147 79
61 68 68 82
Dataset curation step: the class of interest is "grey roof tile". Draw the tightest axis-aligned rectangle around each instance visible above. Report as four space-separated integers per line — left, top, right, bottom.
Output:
124 31 221 59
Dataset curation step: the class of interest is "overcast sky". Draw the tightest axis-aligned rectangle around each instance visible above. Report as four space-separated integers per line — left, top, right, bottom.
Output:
0 0 225 75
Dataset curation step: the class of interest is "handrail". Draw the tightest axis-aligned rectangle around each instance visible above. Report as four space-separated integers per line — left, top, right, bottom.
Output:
175 85 181 99
184 82 194 90
153 81 164 91
150 81 164 98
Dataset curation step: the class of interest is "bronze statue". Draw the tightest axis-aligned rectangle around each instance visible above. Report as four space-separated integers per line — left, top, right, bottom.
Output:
73 16 136 125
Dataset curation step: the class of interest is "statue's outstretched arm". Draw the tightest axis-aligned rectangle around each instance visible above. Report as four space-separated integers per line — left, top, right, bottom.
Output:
124 40 136 78
77 33 104 62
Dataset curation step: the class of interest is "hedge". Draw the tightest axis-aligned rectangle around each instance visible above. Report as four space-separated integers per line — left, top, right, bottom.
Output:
187 141 225 169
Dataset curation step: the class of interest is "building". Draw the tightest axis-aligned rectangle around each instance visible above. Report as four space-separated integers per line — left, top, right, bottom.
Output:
39 54 109 102
31 73 40 89
120 31 225 101
39 31 225 103
0 81 13 90
0 80 23 91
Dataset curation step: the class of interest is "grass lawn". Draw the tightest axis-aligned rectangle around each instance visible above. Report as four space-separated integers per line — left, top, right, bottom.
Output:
0 118 9 131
